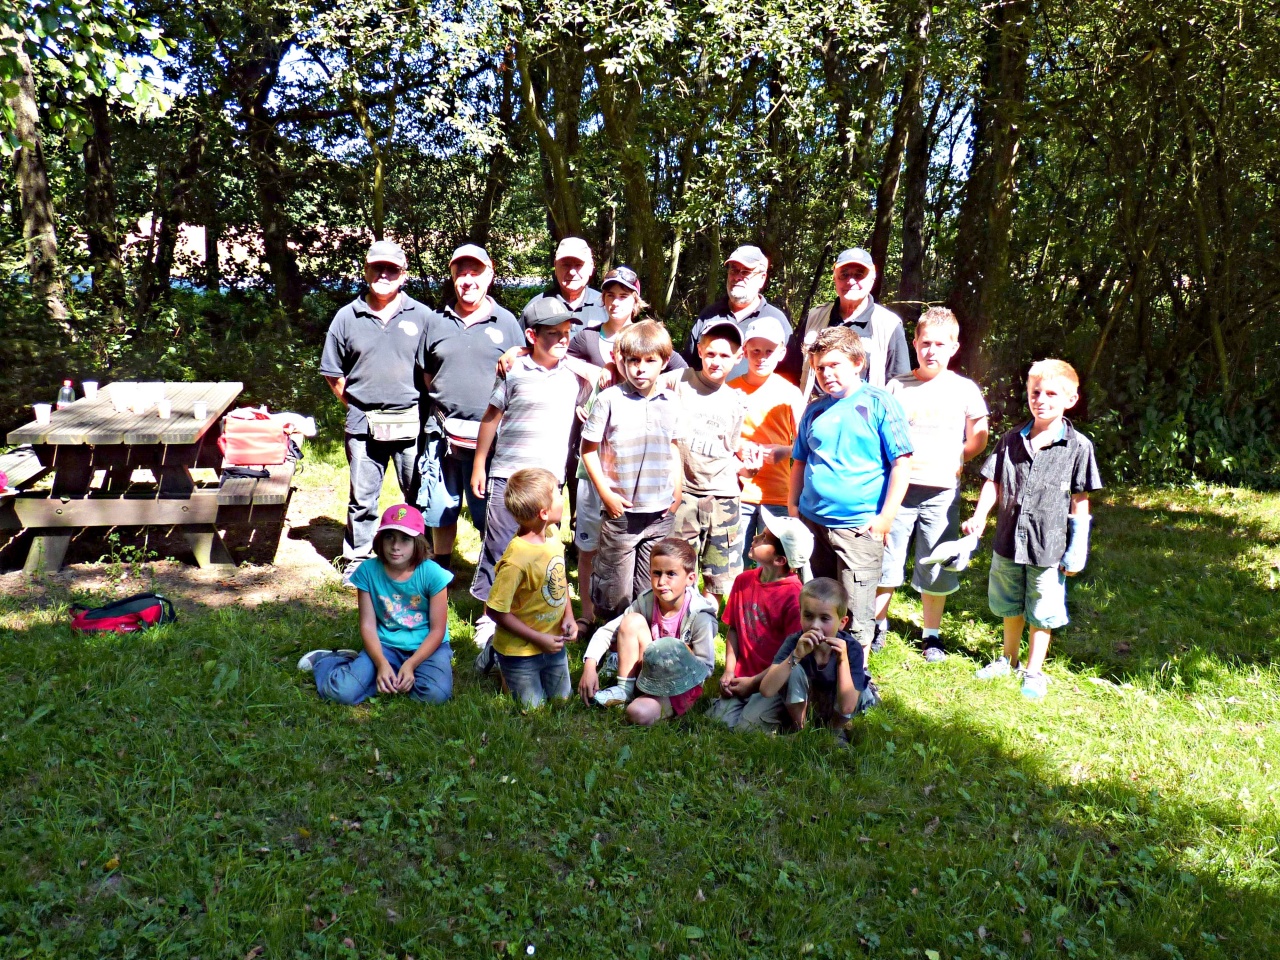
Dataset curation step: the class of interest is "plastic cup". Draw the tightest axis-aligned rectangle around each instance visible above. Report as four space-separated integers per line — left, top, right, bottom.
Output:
83 381 99 400
157 399 171 419
192 400 208 420
33 403 51 425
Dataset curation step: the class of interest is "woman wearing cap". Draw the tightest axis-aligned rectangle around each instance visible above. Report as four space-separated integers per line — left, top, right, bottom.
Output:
565 266 686 631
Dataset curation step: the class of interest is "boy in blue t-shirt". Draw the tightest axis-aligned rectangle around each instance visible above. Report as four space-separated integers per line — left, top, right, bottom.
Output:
297 504 453 705
788 327 913 663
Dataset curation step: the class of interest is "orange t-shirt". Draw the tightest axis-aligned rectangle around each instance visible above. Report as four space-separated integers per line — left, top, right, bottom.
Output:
729 373 806 506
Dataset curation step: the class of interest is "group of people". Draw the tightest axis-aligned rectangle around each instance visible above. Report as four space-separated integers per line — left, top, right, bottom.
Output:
299 234 1102 731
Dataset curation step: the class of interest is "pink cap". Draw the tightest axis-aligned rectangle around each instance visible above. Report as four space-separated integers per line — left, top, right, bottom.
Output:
377 503 425 538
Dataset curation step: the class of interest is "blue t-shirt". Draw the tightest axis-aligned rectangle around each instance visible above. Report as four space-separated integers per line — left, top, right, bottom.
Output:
349 559 453 651
792 383 914 528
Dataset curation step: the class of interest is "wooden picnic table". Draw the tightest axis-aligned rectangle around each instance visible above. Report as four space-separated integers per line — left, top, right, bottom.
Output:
2 381 253 573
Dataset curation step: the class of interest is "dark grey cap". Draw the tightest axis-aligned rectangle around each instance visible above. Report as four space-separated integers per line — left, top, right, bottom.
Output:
698 319 744 346
525 296 574 327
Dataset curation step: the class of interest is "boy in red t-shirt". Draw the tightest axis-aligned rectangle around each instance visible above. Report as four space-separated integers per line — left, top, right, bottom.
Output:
708 513 812 731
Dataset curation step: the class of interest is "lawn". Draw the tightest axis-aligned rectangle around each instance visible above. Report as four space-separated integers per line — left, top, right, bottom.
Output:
1 450 1279 959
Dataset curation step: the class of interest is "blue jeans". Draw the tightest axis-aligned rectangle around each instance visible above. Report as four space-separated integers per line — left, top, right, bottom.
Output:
495 650 571 709
344 434 418 563
417 437 487 535
314 641 453 705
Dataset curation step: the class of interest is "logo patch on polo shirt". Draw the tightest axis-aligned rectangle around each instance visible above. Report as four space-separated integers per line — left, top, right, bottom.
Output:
486 328 504 344
398 320 419 337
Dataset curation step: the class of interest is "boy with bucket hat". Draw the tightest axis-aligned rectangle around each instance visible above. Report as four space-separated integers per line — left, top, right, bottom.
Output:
709 514 811 731
578 538 717 724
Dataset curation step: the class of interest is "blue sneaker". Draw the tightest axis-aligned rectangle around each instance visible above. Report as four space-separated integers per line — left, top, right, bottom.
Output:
975 656 1012 680
1021 671 1048 700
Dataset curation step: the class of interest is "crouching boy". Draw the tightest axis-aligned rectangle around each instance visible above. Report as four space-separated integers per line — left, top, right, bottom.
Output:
708 513 810 731
578 538 717 725
754 578 879 734
963 359 1103 700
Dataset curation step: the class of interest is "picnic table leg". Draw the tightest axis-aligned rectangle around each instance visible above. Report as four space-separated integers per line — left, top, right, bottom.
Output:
22 448 95 575
183 526 235 568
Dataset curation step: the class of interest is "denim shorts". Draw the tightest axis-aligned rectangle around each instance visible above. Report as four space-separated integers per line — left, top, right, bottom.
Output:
495 650 571 710
417 436 486 533
879 484 961 595
987 553 1068 629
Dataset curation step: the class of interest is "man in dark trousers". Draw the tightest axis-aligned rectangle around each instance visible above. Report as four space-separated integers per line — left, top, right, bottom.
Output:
321 240 432 583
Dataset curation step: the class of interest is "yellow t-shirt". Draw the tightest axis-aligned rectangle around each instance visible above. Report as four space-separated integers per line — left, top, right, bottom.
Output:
486 535 570 657
729 373 806 506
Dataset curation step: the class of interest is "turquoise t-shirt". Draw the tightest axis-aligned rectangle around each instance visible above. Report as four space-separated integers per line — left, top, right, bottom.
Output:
349 558 453 651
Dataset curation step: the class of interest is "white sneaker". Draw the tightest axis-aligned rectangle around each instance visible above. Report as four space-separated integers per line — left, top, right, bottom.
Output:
593 678 636 707
297 649 334 672
975 655 1012 680
600 651 619 679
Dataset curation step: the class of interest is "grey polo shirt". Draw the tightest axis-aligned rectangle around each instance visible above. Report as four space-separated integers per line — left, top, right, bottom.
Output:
981 419 1103 567
683 296 793 379
520 286 607 333
580 382 680 513
416 299 525 423
320 294 432 435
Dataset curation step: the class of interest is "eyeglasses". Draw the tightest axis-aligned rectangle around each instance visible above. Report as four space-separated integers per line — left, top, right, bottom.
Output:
368 263 404 279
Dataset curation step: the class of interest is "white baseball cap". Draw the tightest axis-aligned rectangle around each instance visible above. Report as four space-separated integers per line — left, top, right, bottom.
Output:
554 237 593 262
742 315 789 347
760 511 814 580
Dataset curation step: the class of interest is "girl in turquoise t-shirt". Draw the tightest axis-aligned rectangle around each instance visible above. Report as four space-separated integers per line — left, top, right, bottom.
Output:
297 504 453 704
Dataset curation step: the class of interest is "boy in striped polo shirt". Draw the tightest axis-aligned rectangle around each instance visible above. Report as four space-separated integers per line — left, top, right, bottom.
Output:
789 327 914 665
580 321 684 622
469 299 599 671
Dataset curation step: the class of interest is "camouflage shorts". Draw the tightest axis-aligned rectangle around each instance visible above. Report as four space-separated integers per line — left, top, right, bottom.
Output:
672 494 744 595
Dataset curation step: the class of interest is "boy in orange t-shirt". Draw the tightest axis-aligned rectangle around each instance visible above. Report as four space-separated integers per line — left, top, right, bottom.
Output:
729 314 807 568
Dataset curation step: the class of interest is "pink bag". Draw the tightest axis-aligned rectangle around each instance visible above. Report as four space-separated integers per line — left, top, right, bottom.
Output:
218 407 287 465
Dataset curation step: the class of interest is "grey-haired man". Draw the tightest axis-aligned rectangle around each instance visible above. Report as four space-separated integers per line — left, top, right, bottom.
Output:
684 244 792 379
321 241 432 580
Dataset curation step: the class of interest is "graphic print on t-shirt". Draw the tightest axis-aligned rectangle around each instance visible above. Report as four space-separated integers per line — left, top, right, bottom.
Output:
542 555 568 608
379 591 427 629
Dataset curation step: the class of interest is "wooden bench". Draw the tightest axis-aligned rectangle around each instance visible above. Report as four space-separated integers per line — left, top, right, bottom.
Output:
0 447 49 490
215 460 298 563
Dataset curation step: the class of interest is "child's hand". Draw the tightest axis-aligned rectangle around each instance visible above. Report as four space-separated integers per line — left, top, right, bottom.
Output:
562 618 579 643
724 675 754 698
825 635 848 661
601 490 632 519
579 660 600 704
470 465 487 500
961 515 984 536
535 632 566 654
597 365 616 390
718 671 735 697
793 629 823 660
375 661 400 695
395 661 418 692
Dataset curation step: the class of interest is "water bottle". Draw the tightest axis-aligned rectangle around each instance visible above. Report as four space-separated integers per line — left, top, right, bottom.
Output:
56 380 76 410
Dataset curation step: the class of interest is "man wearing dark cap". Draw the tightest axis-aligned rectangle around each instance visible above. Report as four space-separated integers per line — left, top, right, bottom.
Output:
416 243 524 569
781 247 910 394
519 236 607 334
321 240 434 580
684 244 792 379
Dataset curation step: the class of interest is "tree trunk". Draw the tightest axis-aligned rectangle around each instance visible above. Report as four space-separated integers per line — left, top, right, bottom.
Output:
83 93 125 317
946 0 1033 376
204 214 221 290
470 49 524 247
898 82 947 321
245 106 304 320
515 35 585 241
870 3 931 300
7 41 69 329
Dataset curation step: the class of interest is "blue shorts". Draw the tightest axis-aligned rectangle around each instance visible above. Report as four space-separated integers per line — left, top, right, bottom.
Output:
878 484 961 595
987 553 1068 629
417 436 487 533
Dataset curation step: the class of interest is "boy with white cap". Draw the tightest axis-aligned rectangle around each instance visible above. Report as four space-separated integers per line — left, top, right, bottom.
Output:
729 313 807 566
708 513 812 731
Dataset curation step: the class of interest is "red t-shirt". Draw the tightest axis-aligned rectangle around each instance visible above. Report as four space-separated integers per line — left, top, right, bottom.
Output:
721 568 803 678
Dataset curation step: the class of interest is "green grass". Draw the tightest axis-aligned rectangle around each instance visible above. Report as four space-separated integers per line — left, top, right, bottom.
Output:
2 473 1279 959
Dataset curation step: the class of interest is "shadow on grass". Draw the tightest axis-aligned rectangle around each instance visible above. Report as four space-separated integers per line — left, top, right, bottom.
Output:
0 596 1276 958
287 514 346 564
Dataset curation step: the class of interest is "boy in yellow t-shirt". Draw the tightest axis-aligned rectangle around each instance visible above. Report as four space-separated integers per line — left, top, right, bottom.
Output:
729 314 807 568
484 468 578 708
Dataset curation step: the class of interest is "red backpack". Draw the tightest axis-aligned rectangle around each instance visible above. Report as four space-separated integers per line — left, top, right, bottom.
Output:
70 593 176 632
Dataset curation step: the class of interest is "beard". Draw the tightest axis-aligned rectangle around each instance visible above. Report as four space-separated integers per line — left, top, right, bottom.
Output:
370 279 402 297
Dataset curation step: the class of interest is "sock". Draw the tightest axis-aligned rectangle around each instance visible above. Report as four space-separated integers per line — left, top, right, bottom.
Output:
922 627 940 640
875 617 888 630
433 553 453 572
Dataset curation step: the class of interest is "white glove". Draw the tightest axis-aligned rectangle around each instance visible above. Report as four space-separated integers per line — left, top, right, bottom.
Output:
921 532 981 572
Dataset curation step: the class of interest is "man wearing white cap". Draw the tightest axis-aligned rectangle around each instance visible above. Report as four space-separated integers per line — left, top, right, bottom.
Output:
684 244 792 379
729 313 807 565
322 240 434 581
416 243 524 570
520 236 607 334
781 247 910 394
